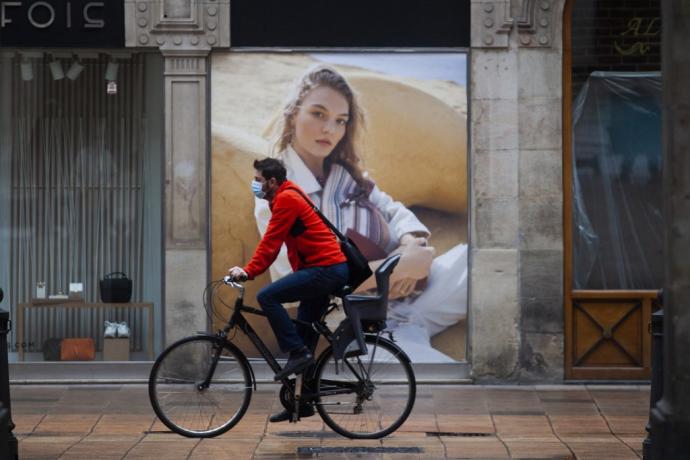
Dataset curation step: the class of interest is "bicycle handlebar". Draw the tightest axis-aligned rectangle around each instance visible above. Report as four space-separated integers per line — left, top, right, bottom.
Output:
222 276 245 287
222 276 246 302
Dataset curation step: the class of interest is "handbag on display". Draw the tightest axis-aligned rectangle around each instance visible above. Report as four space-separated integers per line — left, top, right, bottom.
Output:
41 338 63 361
289 187 373 290
99 272 132 303
60 338 96 361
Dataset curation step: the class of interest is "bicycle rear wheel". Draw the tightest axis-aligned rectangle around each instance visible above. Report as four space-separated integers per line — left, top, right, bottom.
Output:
314 334 416 439
149 335 252 438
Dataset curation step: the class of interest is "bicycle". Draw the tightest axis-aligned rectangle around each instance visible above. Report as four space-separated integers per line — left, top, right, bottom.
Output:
148 254 416 439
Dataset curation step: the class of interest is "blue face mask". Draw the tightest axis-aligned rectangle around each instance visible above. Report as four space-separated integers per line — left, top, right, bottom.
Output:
251 179 266 199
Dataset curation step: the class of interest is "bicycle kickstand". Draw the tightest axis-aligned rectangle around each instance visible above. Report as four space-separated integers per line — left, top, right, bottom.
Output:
291 374 303 423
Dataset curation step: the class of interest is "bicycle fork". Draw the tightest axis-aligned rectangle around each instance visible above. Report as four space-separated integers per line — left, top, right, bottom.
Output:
198 338 224 390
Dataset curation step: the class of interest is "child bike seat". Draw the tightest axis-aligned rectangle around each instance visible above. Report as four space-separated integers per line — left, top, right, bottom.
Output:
332 254 401 362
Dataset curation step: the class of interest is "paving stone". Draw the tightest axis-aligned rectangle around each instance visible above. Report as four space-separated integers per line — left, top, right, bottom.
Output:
549 415 611 436
541 401 599 416
442 437 509 459
18 437 79 459
189 438 259 458
395 417 439 434
61 438 141 459
433 388 489 415
148 418 171 433
85 434 144 442
125 438 200 459
537 389 593 402
320 437 382 448
254 436 321 457
48 404 110 415
493 415 553 437
382 435 446 456
501 437 572 459
12 402 59 415
620 436 644 457
589 390 650 416
486 389 543 414
604 415 648 436
383 454 444 460
560 435 639 459
436 414 495 434
12 414 45 434
34 413 101 434
265 418 323 434
93 414 156 434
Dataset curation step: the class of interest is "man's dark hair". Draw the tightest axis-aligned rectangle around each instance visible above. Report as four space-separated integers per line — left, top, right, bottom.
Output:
254 158 287 183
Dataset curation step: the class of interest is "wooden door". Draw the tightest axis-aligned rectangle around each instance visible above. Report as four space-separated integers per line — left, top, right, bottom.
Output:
565 290 659 380
563 0 662 380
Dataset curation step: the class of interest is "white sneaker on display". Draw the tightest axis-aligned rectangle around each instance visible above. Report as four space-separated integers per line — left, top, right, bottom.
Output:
116 322 130 338
104 321 117 338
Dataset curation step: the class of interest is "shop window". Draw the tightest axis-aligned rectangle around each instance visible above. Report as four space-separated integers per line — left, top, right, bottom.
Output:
0 53 163 361
570 0 662 290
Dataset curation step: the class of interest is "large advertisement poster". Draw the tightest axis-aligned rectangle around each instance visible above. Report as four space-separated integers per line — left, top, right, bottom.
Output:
211 53 467 363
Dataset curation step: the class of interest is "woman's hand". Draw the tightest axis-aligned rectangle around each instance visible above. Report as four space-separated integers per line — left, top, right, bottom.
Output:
395 240 435 279
354 238 434 295
399 233 428 247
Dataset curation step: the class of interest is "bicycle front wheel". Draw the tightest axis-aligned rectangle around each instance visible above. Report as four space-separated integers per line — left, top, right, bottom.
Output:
314 334 416 439
149 335 252 438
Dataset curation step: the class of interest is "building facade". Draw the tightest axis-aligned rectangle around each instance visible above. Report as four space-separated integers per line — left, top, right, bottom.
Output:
1 0 662 382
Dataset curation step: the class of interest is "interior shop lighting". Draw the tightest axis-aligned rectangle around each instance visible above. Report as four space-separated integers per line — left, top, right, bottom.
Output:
104 60 119 81
49 58 64 80
20 56 33 81
66 56 84 80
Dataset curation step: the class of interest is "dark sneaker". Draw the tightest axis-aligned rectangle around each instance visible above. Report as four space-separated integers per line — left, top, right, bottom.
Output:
274 347 315 381
269 405 315 423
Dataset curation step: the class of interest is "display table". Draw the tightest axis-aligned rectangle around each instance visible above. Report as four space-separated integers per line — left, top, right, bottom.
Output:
16 301 154 361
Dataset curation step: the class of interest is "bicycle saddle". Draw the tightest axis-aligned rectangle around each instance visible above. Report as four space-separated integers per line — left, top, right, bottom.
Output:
331 254 401 362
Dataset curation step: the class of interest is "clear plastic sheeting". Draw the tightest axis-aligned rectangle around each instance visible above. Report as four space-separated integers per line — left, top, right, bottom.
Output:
572 72 662 290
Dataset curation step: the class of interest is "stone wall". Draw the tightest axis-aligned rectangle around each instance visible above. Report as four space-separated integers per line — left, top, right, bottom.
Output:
470 0 566 382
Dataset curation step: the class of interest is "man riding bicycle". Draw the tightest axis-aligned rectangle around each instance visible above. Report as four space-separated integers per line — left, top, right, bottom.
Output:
227 158 348 422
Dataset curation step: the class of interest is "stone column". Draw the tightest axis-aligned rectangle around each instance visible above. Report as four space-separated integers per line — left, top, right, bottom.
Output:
125 0 229 345
161 49 211 343
470 0 564 381
650 0 690 456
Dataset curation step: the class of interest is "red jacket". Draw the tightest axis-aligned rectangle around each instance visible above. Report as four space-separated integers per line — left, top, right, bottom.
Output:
243 180 346 279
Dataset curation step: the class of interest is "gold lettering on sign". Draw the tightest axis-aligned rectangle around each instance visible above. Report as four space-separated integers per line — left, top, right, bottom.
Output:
614 17 660 56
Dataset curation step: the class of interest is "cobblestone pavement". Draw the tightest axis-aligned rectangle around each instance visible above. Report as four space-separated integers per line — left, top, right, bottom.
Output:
11 384 649 459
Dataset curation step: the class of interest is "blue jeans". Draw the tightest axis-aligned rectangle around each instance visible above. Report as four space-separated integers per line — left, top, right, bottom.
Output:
256 262 348 353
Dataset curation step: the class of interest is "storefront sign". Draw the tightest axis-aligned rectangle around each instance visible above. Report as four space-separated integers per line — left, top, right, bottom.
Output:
231 0 470 48
614 17 661 56
0 0 124 47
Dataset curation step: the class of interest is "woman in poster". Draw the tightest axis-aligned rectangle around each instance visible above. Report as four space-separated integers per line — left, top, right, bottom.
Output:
254 65 467 362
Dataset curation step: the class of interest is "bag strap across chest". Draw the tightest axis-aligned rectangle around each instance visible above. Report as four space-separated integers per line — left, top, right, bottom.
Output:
287 187 346 242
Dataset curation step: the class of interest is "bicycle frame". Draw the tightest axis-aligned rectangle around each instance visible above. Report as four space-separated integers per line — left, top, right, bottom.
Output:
215 282 337 384
210 281 375 398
